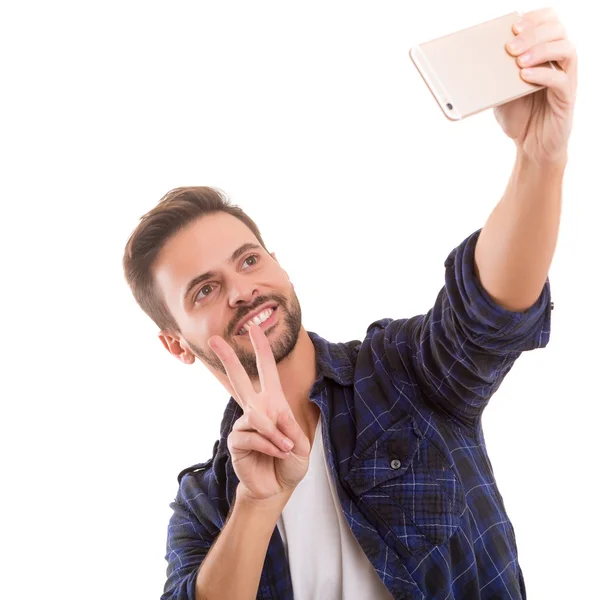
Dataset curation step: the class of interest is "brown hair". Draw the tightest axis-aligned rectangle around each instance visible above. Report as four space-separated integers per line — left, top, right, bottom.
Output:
122 186 268 333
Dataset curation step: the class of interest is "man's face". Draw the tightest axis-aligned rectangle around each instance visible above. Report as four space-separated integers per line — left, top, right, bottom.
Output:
153 212 302 379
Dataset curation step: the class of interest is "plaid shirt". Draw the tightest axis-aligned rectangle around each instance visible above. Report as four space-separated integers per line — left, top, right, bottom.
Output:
162 228 553 600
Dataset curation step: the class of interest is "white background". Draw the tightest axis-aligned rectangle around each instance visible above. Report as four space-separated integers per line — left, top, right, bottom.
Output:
2 1 598 598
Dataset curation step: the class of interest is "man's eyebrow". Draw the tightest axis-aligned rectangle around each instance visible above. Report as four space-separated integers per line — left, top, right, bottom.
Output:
183 242 263 302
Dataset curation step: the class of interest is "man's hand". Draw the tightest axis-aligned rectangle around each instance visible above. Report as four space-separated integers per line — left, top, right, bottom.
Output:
495 7 577 165
208 323 310 503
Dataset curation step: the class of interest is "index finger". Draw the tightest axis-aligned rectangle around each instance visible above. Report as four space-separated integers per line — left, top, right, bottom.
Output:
208 335 256 409
248 323 284 397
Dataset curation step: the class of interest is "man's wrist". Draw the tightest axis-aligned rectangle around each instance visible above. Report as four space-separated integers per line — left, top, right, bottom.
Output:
515 146 569 172
235 485 293 514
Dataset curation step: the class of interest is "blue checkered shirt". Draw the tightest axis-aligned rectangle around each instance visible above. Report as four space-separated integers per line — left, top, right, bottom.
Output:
162 228 553 599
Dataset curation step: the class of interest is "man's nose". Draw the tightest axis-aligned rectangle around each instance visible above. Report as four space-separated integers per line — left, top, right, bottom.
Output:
228 275 260 307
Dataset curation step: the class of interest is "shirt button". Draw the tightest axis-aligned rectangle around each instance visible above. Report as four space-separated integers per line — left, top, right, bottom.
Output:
550 302 554 310
390 459 402 470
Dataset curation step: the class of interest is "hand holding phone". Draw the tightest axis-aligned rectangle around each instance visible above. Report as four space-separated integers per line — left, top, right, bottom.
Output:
409 12 557 121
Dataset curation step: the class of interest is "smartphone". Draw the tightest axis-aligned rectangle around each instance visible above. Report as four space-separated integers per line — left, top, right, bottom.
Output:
409 11 557 121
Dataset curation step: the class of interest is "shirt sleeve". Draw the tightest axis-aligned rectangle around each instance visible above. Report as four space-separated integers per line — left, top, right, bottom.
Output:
405 227 552 430
161 489 217 600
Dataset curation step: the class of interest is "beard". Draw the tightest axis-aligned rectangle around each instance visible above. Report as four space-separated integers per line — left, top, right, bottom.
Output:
186 290 302 380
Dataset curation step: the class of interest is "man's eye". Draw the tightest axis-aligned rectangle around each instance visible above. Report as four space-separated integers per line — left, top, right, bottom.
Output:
243 254 259 268
195 285 213 302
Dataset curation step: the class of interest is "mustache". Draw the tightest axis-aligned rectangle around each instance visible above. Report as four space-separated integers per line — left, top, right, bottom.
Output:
228 294 286 336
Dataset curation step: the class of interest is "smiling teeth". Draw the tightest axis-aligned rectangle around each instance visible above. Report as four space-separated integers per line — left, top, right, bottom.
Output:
239 308 274 335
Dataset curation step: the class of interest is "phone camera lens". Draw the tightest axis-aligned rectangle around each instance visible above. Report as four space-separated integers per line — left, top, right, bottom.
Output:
446 103 453 110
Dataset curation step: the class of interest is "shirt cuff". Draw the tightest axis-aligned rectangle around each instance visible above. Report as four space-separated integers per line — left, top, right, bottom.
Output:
443 228 552 353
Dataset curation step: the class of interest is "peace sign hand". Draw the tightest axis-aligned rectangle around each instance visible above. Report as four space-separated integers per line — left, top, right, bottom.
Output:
208 323 310 503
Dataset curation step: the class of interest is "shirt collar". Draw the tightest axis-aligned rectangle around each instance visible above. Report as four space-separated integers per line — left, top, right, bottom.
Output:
307 329 357 387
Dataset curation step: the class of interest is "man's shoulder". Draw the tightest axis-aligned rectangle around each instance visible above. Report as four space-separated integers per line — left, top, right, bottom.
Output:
361 316 416 349
168 438 230 539
310 318 418 383
176 438 220 485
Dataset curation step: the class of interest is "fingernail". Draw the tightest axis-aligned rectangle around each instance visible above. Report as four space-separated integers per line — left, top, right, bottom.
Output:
282 438 294 450
519 52 532 65
513 20 525 34
507 40 522 54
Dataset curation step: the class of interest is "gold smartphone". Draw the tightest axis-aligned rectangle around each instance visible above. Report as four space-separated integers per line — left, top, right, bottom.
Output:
409 11 557 121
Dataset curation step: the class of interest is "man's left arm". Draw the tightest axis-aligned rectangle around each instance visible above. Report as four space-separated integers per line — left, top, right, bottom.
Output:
474 151 565 313
475 7 577 311
393 9 577 430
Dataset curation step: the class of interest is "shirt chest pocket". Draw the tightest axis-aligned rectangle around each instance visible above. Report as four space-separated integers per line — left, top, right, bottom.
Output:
343 413 465 557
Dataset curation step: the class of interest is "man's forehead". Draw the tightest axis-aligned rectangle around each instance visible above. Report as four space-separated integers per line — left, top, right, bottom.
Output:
153 213 257 293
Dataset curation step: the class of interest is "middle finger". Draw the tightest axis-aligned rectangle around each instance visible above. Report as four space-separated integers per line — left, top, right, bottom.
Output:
248 323 284 396
516 39 575 69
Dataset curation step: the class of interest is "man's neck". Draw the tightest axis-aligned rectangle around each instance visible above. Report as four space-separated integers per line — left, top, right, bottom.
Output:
275 327 317 407
275 327 320 446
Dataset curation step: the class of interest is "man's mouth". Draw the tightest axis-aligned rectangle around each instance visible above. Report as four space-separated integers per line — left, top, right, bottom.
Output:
236 306 279 336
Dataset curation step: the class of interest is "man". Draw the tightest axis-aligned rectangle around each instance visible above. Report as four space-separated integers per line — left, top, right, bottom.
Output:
123 9 576 599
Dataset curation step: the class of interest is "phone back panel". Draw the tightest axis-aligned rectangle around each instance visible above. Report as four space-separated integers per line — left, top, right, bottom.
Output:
409 12 553 120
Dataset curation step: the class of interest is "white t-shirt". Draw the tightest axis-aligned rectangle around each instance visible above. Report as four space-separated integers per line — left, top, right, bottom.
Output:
276 414 393 600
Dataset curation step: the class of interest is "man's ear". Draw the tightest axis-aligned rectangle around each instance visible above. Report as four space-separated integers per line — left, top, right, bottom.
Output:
158 331 196 365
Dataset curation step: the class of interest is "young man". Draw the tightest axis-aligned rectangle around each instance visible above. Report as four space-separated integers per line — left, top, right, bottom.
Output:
123 9 576 600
